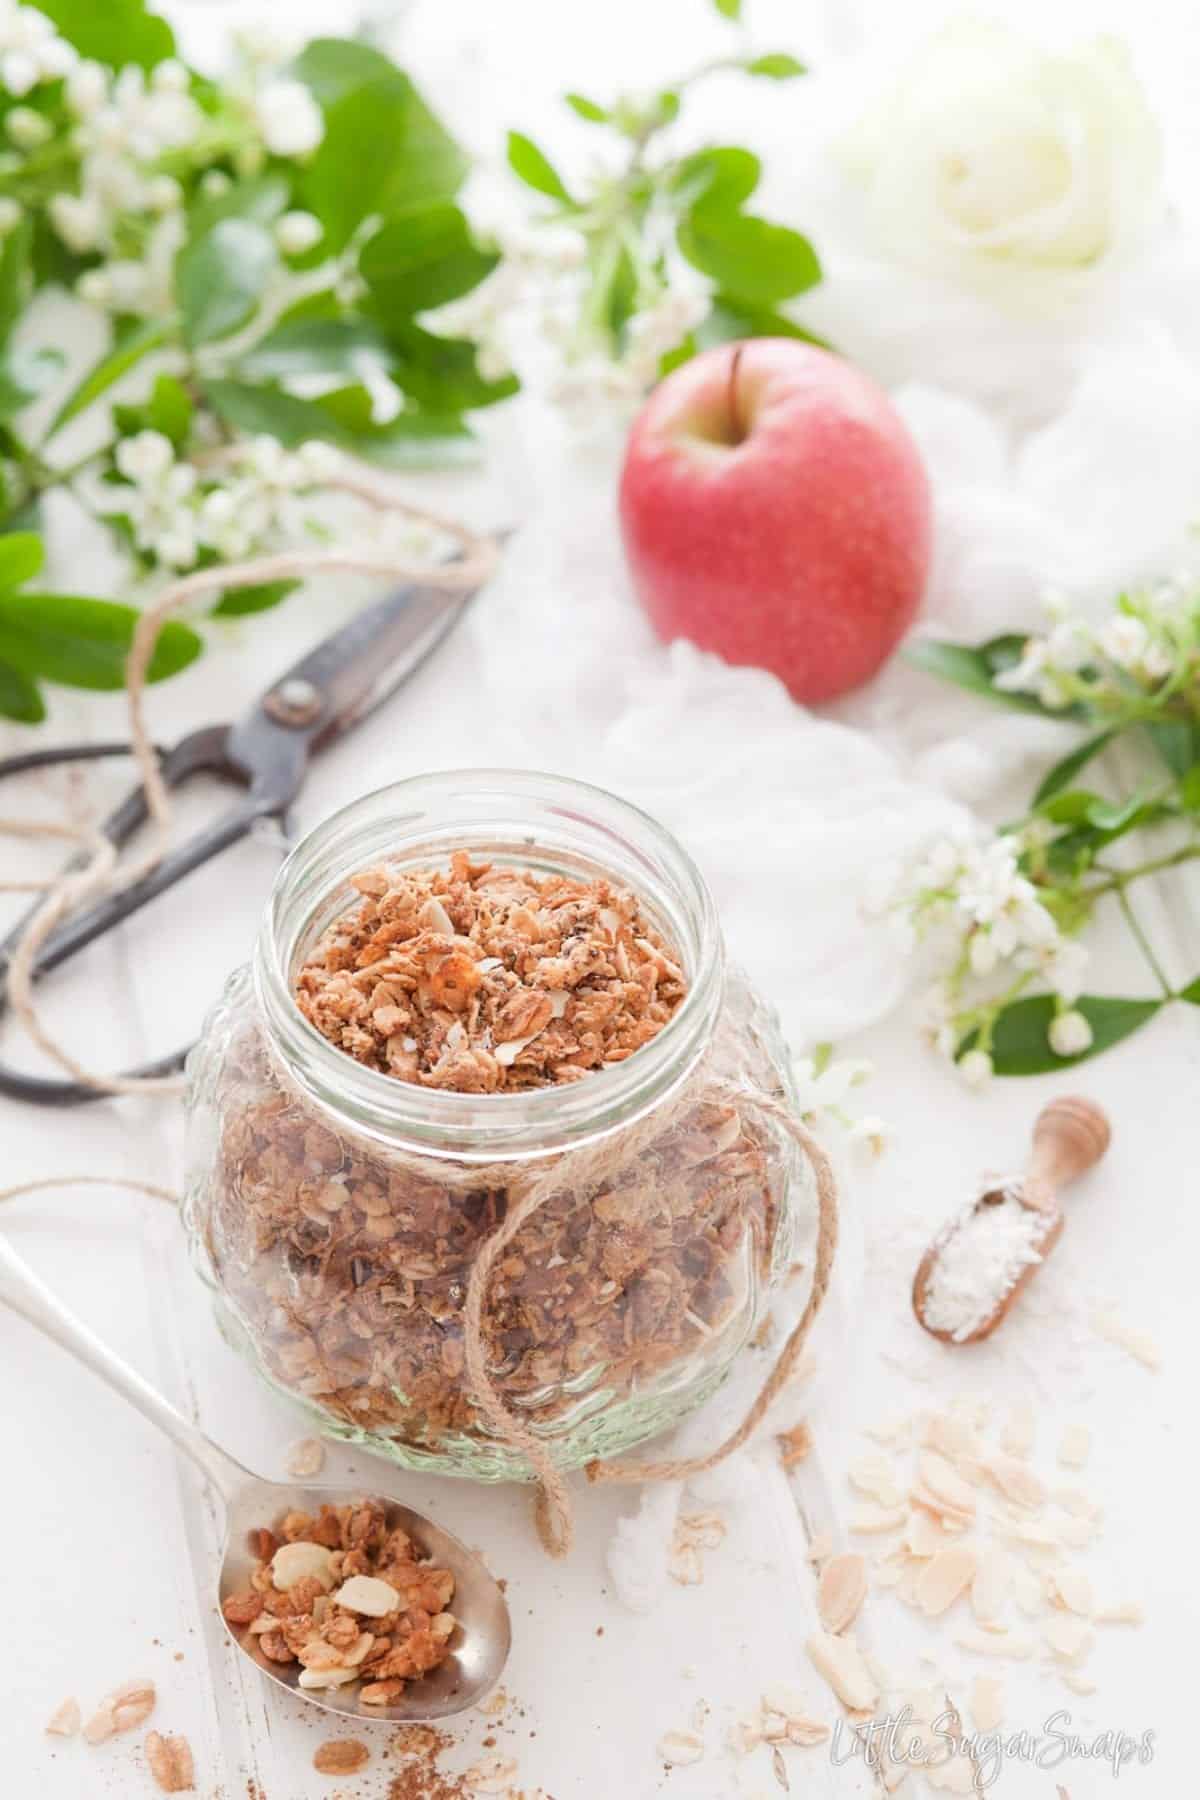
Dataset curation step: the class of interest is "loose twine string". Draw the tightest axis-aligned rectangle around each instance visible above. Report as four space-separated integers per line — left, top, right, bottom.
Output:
0 459 839 1554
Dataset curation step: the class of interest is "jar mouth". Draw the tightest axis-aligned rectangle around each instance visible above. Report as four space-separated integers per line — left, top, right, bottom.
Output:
254 769 724 1161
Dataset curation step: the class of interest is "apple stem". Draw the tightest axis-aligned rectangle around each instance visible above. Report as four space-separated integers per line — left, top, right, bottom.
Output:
726 345 746 445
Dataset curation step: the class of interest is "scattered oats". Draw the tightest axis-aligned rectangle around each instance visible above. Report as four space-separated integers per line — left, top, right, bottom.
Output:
850 1503 908 1534
970 1551 1012 1628
1048 1571 1092 1617
656 1729 704 1767
926 1753 978 1794
806 1632 879 1711
1062 1672 1097 1696
977 1452 1046 1512
83 1706 117 1746
1090 1309 1160 1369
1043 1617 1093 1664
85 1679 156 1743
464 1754 520 1792
313 1738 371 1776
285 1436 327 1479
1094 1599 1143 1625
778 1422 813 1469
817 1554 868 1634
1057 1424 1090 1469
728 1716 762 1756
45 1697 80 1737
145 1733 195 1793
970 1676 1004 1732
669 1511 726 1586
917 1547 977 1617
917 1453 977 1516
1000 1403 1035 1460
477 1687 508 1718
953 1631 1034 1660
760 1686 830 1747
772 1744 790 1788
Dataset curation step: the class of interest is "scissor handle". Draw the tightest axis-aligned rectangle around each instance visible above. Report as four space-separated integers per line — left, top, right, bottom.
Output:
0 729 283 1106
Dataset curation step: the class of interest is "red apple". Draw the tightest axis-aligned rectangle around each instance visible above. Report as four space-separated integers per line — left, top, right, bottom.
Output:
618 339 932 704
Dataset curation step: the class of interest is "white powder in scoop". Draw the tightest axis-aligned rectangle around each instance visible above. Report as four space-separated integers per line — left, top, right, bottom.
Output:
922 1185 1049 1342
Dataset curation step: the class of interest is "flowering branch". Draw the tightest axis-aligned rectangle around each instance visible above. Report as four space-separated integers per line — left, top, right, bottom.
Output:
886 568 1200 1082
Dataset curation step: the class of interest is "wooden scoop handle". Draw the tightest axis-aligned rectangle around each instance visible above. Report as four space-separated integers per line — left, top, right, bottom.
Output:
1024 1095 1111 1210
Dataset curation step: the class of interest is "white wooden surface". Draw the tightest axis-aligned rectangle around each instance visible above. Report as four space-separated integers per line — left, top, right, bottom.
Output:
1 3 1192 1794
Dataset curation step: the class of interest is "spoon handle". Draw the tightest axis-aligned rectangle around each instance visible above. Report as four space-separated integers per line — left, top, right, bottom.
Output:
1024 1095 1111 1209
0 1234 247 1503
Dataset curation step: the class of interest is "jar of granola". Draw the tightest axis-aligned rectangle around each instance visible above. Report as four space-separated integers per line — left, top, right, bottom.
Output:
183 771 826 1485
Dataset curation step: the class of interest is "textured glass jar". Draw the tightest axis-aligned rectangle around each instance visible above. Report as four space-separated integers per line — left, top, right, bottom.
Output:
183 771 815 1480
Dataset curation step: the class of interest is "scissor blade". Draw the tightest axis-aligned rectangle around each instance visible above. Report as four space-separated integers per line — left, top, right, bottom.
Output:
224 569 486 787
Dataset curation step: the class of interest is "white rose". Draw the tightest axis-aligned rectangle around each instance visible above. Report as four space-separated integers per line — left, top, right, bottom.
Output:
844 22 1163 310
254 79 324 159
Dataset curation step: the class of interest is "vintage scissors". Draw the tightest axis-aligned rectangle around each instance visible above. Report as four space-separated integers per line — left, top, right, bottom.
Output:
0 560 496 1106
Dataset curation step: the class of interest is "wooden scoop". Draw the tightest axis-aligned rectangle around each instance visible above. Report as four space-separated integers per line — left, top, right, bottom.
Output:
913 1096 1111 1345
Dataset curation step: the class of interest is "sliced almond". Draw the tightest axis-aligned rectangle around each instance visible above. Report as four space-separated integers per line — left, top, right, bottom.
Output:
874 1549 909 1590
849 1503 907 1535
978 1452 1046 1512
917 1546 977 1618
333 1574 401 1618
911 1485 973 1531
463 1755 520 1793
1055 1486 1102 1521
1090 1309 1160 1369
897 1564 925 1609
1057 1424 1090 1469
656 1729 704 1767
1095 1599 1144 1626
1043 1617 1093 1664
145 1732 195 1793
926 1754 978 1794
298 1666 358 1690
271 1542 336 1592
920 1412 979 1464
970 1551 1012 1627
1013 1565 1048 1618
285 1437 326 1479
45 1697 80 1737
807 1631 879 1711
1048 1571 1092 1617
1000 1402 1035 1460
970 1676 1004 1732
1062 1672 1097 1696
917 1453 977 1516
849 1452 906 1509
954 1631 1034 1660
905 1510 953 1559
817 1553 867 1634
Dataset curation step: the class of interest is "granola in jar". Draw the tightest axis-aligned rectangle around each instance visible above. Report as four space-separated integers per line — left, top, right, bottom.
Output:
184 773 813 1479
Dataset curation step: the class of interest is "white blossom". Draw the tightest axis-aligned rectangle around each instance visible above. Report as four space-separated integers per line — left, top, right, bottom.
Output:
958 1049 994 1089
274 209 323 256
0 195 19 234
1048 1010 1093 1057
48 190 105 254
66 59 107 118
848 1114 889 1159
254 79 323 158
115 430 175 485
791 1053 873 1116
5 103 48 146
1099 614 1149 669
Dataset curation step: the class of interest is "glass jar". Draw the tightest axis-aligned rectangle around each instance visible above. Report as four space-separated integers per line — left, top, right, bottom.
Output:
183 770 817 1481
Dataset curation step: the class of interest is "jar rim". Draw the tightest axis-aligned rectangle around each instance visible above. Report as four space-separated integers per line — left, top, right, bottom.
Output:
253 768 724 1161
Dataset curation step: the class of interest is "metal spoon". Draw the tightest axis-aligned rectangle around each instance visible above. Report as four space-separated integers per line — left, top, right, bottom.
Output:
0 1234 511 1721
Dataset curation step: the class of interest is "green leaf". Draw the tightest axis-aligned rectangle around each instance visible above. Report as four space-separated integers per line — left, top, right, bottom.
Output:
678 210 820 303
177 219 276 347
0 592 202 690
301 71 468 254
204 375 482 464
0 656 44 722
203 378 328 444
1179 765 1200 812
361 204 499 316
746 53 806 78
976 994 1162 1075
673 146 760 212
1144 718 1200 778
0 531 44 588
564 92 609 122
1178 976 1200 1005
237 316 390 382
212 578 300 618
903 635 1086 719
290 36 398 108
506 131 573 203
186 173 290 240
1032 730 1116 806
0 216 32 346
384 322 518 412
29 0 175 67
712 0 742 17
45 317 170 438
698 292 830 350
139 372 193 447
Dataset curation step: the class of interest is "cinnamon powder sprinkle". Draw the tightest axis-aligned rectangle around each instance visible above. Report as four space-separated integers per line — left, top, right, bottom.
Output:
295 853 687 1091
